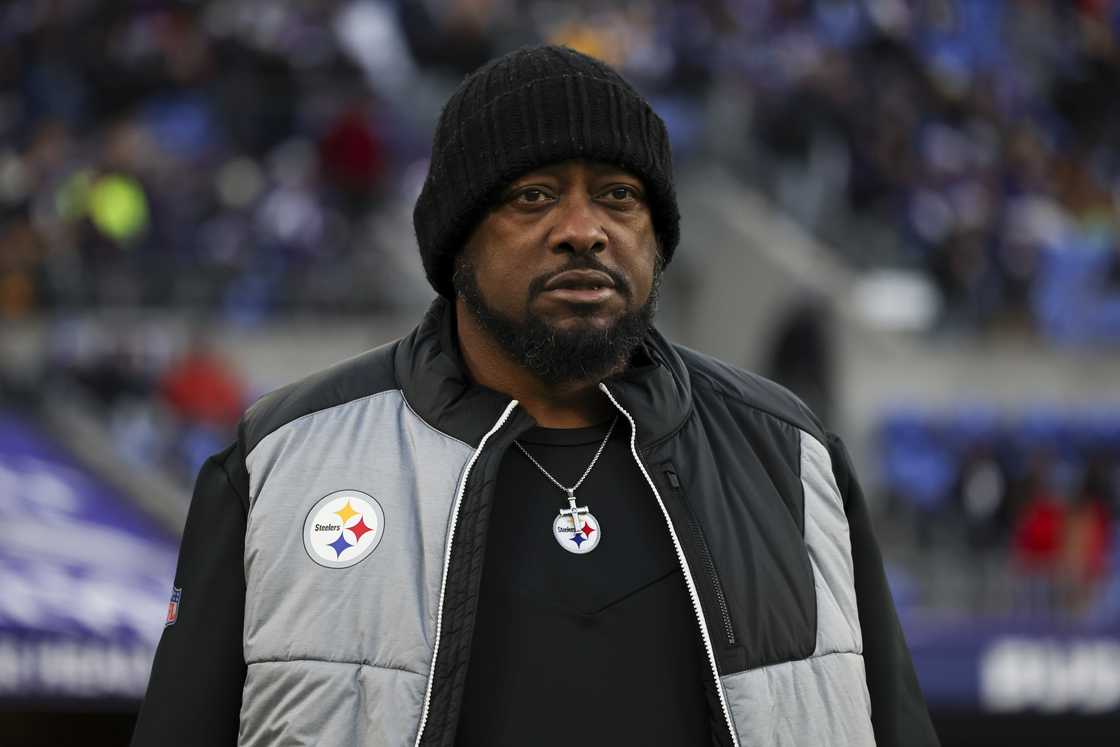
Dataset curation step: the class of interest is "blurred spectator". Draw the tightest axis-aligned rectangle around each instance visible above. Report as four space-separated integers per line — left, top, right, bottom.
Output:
318 104 387 198
955 444 1010 550
158 337 245 428
1011 453 1066 579
1063 455 1114 610
766 300 834 427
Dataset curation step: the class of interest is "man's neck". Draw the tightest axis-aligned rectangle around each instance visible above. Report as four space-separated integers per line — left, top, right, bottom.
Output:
454 299 617 428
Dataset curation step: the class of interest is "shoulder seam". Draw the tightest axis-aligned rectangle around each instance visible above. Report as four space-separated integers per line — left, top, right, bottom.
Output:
242 340 402 454
401 392 472 451
245 388 400 462
690 366 823 442
245 388 475 463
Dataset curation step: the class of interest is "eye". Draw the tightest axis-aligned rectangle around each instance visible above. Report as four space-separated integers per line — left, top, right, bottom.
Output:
511 187 554 205
603 185 640 202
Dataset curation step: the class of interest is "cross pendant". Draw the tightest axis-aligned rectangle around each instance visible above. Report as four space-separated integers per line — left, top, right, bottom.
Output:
559 489 589 532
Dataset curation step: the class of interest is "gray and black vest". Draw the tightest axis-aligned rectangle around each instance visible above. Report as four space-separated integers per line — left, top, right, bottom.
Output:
236 298 887 746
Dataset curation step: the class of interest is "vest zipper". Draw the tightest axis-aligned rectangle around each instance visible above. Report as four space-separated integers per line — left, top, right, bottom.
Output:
413 399 519 747
666 467 737 649
600 383 741 747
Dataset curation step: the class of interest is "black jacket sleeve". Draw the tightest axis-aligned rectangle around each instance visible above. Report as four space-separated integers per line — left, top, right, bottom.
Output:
827 433 941 747
131 442 249 747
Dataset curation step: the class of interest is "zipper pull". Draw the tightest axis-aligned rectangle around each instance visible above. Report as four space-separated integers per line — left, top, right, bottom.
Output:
664 468 680 490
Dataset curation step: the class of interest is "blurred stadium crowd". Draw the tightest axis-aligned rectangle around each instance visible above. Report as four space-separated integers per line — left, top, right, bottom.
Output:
748 0 1120 342
881 407 1120 619
2 0 1120 624
4 0 1120 328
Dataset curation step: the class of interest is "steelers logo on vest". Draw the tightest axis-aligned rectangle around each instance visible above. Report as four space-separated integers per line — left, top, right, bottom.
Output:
303 490 385 568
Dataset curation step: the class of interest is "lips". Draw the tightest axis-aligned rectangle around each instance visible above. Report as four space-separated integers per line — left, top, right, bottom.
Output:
543 269 616 292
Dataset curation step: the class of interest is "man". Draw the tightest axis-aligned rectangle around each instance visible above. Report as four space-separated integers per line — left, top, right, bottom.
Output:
132 45 939 746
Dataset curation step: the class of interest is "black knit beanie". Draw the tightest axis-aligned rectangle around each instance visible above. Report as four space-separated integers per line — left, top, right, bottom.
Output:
413 45 680 299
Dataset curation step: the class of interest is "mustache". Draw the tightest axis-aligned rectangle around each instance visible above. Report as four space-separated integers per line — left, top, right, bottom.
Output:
527 256 631 299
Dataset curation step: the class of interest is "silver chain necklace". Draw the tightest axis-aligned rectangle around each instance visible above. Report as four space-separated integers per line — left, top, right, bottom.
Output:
514 415 618 554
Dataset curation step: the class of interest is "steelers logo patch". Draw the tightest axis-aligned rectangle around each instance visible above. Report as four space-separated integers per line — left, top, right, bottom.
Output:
303 490 385 569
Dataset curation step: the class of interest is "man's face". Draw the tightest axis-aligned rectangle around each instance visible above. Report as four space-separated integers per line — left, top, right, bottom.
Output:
454 159 662 385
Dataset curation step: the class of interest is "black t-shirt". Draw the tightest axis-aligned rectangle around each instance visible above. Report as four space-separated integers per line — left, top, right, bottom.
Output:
456 418 713 746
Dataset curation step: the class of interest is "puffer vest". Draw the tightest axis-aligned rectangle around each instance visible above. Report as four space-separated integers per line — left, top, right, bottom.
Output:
235 298 874 746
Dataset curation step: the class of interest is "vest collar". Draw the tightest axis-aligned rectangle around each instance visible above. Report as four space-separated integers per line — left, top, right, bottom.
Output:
395 297 693 450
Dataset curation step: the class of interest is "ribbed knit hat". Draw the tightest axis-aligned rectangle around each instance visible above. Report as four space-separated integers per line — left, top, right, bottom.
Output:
413 45 679 299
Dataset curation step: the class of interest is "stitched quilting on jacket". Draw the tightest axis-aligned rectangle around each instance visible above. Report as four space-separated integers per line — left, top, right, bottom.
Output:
131 297 940 747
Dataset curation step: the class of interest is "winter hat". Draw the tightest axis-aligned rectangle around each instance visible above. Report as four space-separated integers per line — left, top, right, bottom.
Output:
413 45 680 299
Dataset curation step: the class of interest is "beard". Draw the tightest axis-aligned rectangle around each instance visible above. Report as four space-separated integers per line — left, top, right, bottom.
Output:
453 253 663 387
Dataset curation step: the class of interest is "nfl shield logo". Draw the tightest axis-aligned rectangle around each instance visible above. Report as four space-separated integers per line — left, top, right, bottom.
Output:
165 586 182 627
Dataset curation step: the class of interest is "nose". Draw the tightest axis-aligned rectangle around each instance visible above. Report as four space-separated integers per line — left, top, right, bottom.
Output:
549 193 607 255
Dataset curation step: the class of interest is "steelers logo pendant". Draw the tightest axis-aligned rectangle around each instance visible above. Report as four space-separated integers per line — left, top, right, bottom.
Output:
553 510 601 554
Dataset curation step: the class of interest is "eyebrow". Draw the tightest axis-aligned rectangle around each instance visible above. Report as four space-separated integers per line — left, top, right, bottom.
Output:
586 164 646 185
503 164 646 193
